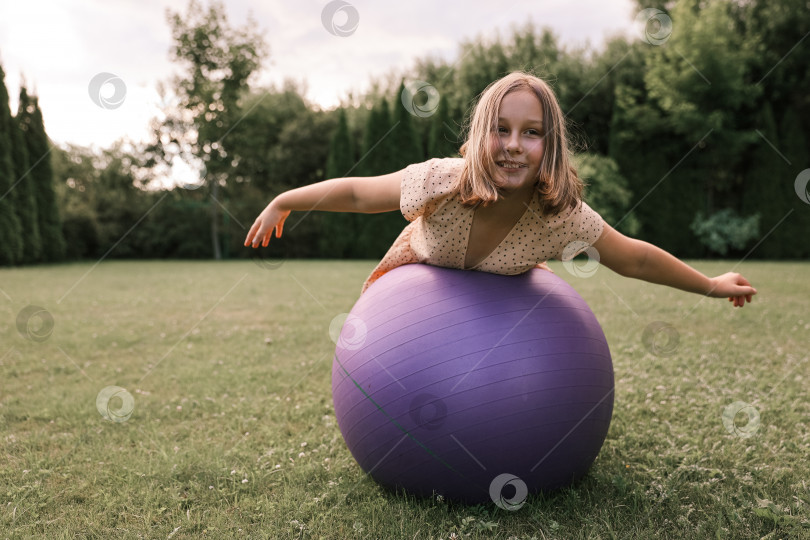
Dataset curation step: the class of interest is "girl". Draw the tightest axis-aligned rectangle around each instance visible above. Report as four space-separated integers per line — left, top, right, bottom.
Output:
244 71 756 307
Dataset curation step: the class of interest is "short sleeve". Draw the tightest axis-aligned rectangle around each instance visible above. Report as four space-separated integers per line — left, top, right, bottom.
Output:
400 157 464 222
556 201 606 261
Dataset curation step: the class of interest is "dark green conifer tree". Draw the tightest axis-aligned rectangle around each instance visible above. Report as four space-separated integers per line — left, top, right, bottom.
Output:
0 63 23 265
356 97 405 258
11 87 42 263
359 98 394 176
428 94 462 158
325 108 355 179
389 82 423 168
18 89 65 261
320 108 358 258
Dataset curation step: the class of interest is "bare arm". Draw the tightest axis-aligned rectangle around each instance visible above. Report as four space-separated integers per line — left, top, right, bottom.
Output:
592 224 757 307
244 170 403 248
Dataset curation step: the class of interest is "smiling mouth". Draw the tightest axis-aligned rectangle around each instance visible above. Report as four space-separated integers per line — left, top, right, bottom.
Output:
497 160 528 169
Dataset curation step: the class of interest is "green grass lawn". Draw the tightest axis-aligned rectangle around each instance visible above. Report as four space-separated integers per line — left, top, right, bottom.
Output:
1 260 808 539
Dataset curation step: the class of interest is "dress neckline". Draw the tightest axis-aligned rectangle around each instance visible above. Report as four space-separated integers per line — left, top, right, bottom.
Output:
462 191 536 270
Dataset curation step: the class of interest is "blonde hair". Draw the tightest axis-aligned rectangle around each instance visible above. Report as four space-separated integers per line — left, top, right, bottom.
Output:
457 71 583 215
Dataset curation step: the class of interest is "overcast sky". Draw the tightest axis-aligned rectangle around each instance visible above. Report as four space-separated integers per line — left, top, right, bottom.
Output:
0 0 638 149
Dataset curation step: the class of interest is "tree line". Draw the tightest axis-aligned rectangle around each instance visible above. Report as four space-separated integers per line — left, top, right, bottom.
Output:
1 0 807 266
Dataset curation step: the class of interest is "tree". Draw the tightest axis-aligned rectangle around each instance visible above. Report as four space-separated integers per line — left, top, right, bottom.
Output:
427 94 461 158
17 88 65 261
359 98 394 177
455 36 510 107
53 142 212 261
389 81 424 169
223 84 317 192
644 1 759 202
778 109 810 258
0 63 24 264
740 102 783 258
575 153 640 236
739 0 810 258
325 109 355 179
609 1 760 256
741 0 810 125
320 108 359 258
608 82 691 253
567 37 646 154
12 87 42 263
355 97 406 257
52 144 101 259
156 0 267 259
218 83 334 259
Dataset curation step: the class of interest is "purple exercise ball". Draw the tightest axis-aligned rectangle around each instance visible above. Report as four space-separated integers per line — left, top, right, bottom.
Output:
331 264 614 504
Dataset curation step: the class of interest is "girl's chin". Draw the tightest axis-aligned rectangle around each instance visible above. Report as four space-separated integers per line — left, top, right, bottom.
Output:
495 170 533 186
488 166 538 190
496 179 541 199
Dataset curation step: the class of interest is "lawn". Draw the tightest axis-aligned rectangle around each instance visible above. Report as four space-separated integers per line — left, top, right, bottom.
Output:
1 260 808 539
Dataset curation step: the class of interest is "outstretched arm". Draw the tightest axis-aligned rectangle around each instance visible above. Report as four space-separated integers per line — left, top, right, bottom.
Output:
244 169 404 248
592 224 757 308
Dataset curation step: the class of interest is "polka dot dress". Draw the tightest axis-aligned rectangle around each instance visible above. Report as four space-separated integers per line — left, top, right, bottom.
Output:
361 157 605 293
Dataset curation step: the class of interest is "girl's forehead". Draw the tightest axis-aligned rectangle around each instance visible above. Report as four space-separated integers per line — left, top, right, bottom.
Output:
498 90 544 119
502 88 541 103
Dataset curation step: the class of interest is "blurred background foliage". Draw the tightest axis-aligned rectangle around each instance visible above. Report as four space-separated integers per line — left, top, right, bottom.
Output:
1 0 807 265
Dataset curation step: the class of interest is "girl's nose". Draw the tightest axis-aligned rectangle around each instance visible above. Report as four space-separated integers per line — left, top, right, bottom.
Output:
505 133 522 153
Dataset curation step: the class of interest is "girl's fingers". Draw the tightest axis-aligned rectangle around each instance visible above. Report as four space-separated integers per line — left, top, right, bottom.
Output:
276 213 289 238
248 221 266 247
726 288 754 307
244 225 256 246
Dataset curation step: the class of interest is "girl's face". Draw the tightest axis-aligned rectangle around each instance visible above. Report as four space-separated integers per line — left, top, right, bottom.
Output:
488 89 545 193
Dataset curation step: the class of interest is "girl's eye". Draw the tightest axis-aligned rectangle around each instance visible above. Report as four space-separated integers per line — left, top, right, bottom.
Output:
497 127 508 134
527 129 542 136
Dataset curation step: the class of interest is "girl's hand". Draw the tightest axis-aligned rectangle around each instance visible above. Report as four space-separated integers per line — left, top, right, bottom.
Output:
708 272 757 308
244 201 291 248
534 261 554 273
